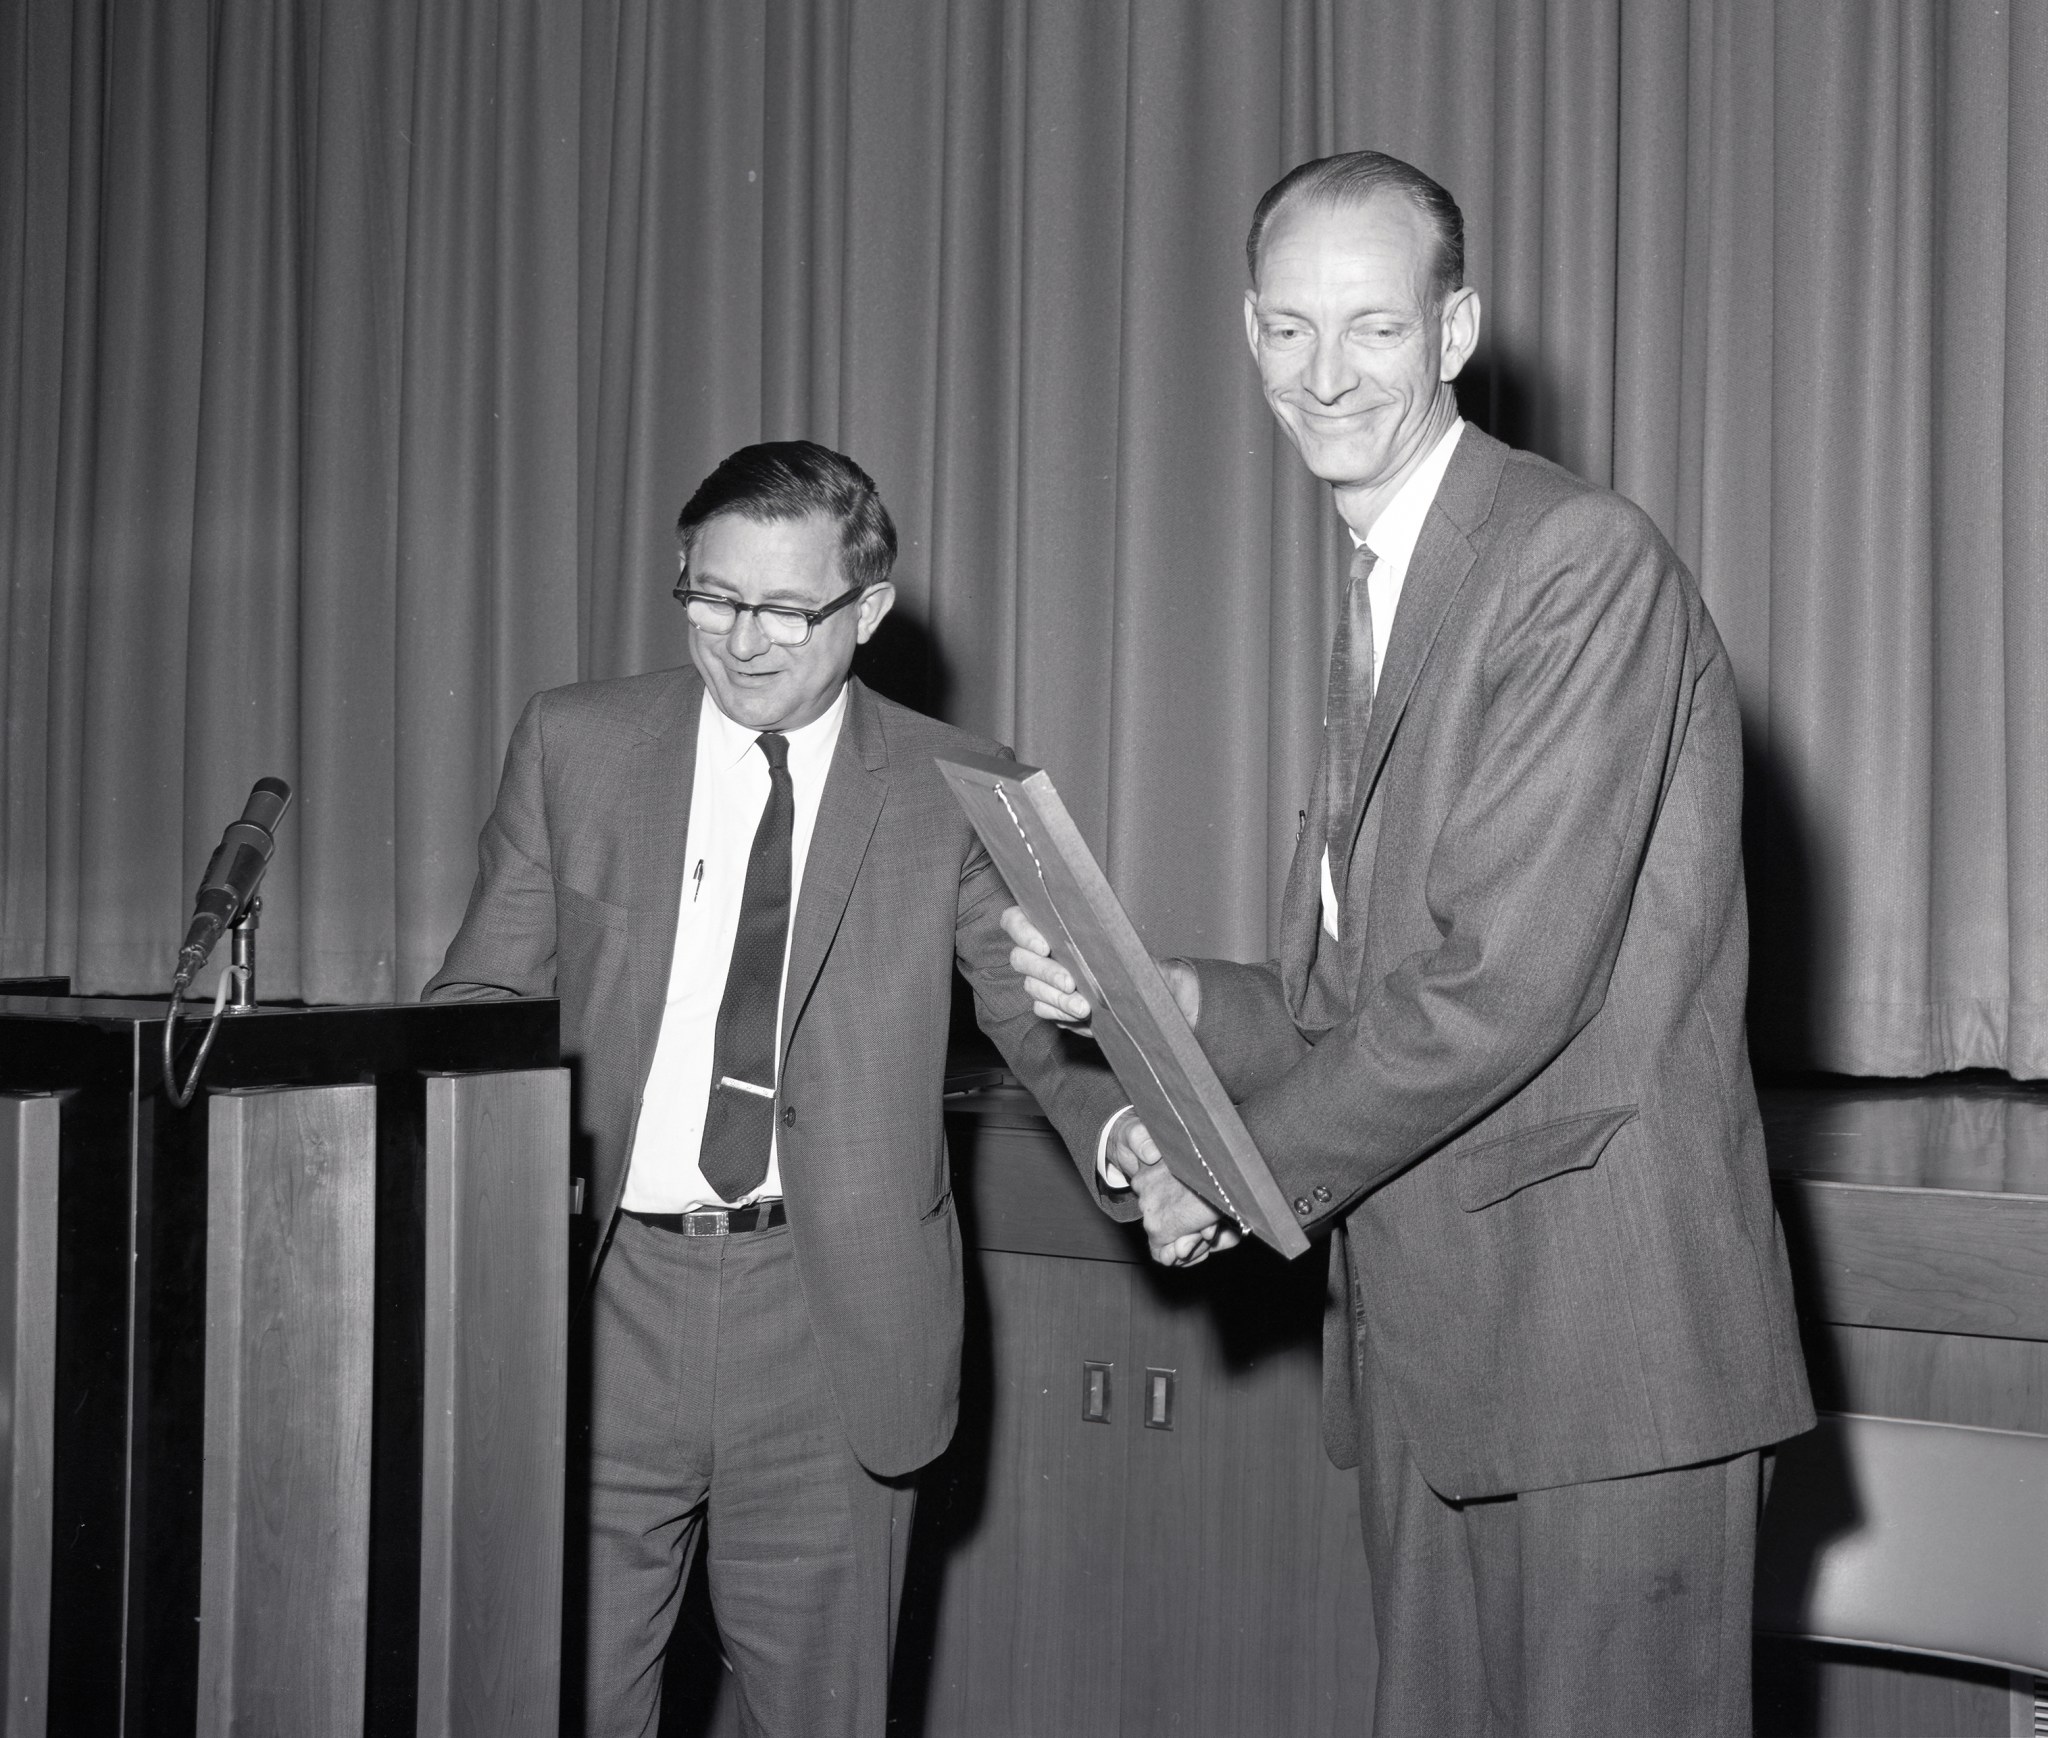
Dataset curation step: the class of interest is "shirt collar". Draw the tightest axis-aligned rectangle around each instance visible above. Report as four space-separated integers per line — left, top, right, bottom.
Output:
699 680 850 772
1355 417 1465 564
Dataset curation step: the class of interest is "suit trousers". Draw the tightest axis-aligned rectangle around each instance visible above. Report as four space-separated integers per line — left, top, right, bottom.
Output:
581 1214 916 1738
1356 1320 1760 1738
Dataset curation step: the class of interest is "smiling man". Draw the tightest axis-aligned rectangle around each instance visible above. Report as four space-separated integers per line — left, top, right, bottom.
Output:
1005 153 1812 1735
427 441 1123 1736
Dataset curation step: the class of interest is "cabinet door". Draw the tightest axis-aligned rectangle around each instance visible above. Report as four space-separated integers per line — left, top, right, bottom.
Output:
916 1251 1133 1737
1121 1250 1375 1738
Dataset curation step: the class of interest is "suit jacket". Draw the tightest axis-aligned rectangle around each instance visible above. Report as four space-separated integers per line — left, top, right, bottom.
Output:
1194 427 1813 1501
426 668 1123 1477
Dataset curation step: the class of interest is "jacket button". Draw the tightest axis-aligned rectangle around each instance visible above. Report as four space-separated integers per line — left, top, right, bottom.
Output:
781 1104 797 1128
1293 1196 1312 1217
1313 1184 1332 1203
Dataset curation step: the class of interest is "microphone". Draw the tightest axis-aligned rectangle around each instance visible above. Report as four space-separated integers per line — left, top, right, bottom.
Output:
173 778 294 989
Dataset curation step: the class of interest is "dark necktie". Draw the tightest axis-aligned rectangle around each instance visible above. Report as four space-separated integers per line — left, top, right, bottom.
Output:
699 731 793 1202
1324 544 1378 869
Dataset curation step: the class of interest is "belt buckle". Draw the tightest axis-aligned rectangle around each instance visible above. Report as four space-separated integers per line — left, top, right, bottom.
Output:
682 1209 729 1237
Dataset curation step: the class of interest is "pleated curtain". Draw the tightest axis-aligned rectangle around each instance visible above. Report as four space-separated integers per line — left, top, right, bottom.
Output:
2 0 2043 1078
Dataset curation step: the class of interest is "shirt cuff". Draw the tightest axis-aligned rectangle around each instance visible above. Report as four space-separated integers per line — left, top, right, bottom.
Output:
1096 1105 1136 1190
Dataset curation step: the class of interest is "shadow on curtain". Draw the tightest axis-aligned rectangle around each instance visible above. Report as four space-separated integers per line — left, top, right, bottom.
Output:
1 0 2043 1076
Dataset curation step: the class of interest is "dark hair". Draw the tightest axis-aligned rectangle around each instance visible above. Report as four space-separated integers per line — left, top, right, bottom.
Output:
1245 151 1465 307
676 440 898 591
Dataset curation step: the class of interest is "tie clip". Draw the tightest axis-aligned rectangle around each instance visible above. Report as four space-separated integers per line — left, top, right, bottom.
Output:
718 1076 775 1099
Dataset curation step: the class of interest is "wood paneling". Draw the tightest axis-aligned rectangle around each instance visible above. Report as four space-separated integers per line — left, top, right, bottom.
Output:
197 1085 376 1738
1772 1177 2048 1339
1761 1080 2048 1195
1800 1319 2048 1434
417 1069 571 1738
0 1096 57 1738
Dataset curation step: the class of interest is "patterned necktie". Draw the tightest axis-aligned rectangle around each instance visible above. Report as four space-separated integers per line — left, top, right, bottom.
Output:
1324 544 1378 869
699 731 794 1203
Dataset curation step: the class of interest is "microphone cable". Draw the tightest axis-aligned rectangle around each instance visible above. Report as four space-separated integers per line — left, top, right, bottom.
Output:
162 958 244 1110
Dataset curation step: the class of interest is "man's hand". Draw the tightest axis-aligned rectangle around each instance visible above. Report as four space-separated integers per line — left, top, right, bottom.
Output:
1109 1110 1242 1267
999 906 1202 1031
1000 905 1094 1028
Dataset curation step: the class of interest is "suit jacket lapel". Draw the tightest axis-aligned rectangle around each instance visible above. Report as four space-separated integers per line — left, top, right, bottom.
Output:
625 669 703 1094
781 678 886 1059
1329 429 1505 896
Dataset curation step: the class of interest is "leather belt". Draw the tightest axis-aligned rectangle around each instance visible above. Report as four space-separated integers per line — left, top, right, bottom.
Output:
623 1201 786 1237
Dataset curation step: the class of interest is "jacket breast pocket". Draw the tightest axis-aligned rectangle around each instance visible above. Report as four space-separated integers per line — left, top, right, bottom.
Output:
1453 1104 1638 1212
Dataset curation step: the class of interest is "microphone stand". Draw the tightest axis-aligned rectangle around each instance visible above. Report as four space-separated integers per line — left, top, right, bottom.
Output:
228 897 262 1015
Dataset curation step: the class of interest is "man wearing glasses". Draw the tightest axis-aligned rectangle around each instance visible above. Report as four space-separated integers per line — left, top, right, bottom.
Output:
427 441 1124 1736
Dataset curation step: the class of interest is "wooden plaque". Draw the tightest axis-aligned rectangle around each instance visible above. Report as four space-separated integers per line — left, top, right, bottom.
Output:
938 752 1308 1259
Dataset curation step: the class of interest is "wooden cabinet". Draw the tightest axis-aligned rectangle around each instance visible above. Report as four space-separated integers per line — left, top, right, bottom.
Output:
907 1090 1373 1738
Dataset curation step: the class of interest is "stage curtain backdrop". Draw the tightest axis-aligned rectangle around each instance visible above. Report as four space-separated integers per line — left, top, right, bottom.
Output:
2 0 2043 1077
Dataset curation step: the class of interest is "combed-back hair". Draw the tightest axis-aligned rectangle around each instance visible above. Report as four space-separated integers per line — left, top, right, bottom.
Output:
1245 151 1466 307
676 440 898 591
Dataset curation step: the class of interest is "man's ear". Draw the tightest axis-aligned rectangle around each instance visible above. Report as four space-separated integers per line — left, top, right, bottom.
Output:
853 581 896 644
1438 285 1481 382
1243 290 1262 363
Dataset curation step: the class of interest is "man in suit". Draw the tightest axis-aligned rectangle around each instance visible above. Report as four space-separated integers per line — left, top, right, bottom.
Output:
427 441 1122 1737
1007 153 1813 1735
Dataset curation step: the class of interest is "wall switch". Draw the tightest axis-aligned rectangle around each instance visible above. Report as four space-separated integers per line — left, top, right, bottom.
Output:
1144 1367 1176 1430
1082 1361 1112 1423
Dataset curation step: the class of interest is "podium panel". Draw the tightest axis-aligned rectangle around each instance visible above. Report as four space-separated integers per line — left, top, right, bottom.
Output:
417 1071 569 1735
0 998 562 1737
0 1096 58 1738
198 1085 377 1737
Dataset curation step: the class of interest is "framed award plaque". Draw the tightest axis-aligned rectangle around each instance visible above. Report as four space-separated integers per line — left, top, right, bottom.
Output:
938 750 1308 1259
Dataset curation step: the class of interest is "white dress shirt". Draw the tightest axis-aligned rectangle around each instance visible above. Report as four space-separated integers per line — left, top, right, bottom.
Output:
621 684 848 1212
1319 418 1465 939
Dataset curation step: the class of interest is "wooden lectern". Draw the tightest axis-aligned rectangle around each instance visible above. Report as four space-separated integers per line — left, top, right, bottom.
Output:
0 996 567 1738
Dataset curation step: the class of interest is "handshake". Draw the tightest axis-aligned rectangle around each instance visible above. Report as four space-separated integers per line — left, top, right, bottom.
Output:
998 906 1244 1270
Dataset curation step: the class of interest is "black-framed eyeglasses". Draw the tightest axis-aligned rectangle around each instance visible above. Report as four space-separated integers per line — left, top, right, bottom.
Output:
671 581 869 648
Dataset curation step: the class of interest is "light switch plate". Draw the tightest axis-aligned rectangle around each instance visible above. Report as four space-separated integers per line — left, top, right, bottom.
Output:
1082 1361 1112 1423
1144 1367 1176 1430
